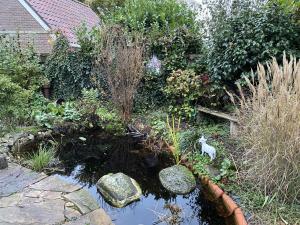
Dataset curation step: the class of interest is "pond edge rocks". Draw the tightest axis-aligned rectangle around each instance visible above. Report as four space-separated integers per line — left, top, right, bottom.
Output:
0 155 8 169
159 164 196 195
96 172 142 208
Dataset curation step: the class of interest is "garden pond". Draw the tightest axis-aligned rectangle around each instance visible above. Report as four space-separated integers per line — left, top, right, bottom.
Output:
14 131 225 225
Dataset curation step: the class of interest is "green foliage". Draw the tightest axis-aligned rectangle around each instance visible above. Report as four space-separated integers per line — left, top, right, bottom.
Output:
212 158 236 182
0 36 44 92
0 75 31 125
45 33 94 99
0 36 44 126
106 0 199 39
85 0 125 13
207 1 300 86
166 115 181 164
164 69 206 120
107 0 206 109
32 102 81 128
191 153 210 177
151 28 206 74
27 144 56 171
269 0 300 23
150 118 168 138
96 106 125 135
78 88 99 116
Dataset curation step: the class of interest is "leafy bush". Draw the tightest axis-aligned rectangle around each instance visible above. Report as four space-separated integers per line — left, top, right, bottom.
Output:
96 106 125 135
0 36 44 92
164 69 206 119
0 75 31 125
230 55 300 203
32 102 81 128
84 0 125 13
45 34 94 99
0 36 43 125
78 88 99 116
207 1 300 86
106 0 199 40
106 0 206 108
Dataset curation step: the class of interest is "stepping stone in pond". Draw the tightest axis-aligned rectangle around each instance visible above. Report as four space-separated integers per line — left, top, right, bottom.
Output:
159 165 196 195
96 172 142 208
63 189 99 214
0 164 46 197
30 175 82 193
63 208 114 225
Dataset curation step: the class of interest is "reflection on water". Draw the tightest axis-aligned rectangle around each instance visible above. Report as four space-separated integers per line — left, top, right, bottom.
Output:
28 132 225 225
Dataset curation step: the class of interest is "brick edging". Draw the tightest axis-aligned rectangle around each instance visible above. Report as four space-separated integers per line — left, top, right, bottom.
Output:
182 161 248 225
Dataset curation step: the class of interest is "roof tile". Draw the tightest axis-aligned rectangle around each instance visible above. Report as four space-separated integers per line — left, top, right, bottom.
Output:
27 0 100 45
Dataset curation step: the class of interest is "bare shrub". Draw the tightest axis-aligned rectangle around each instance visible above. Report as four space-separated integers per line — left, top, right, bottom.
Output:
229 54 300 203
94 25 144 123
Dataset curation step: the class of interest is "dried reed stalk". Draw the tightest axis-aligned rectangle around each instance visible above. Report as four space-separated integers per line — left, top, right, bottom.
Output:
95 25 144 123
229 54 300 203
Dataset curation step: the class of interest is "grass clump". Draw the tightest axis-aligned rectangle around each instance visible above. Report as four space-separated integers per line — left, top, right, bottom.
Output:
229 54 300 203
166 115 181 164
28 145 55 172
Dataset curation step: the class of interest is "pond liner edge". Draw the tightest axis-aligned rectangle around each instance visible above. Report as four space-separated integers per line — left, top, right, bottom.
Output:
181 160 248 225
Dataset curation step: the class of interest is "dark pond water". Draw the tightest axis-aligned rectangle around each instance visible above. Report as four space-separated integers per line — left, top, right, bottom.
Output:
19 132 225 225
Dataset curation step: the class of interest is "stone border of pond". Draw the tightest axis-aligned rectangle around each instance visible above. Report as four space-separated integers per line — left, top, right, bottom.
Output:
182 160 248 225
3 129 247 225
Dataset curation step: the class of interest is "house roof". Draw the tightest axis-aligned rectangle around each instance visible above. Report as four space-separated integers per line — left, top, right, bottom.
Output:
26 0 100 46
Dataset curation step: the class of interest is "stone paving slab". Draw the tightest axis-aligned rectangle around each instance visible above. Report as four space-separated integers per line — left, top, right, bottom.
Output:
63 209 114 225
0 164 46 197
64 188 99 214
30 175 82 193
0 199 65 225
0 163 113 225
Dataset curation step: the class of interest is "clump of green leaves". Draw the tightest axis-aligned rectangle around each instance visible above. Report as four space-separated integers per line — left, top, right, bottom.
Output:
77 88 99 117
0 75 31 126
27 144 56 171
45 34 94 99
212 158 236 183
106 0 206 110
32 102 81 128
206 0 300 86
84 0 125 13
106 0 199 40
96 106 125 135
0 36 44 126
164 69 206 120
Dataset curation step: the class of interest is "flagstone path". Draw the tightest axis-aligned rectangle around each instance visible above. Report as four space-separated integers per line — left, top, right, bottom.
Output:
0 163 114 225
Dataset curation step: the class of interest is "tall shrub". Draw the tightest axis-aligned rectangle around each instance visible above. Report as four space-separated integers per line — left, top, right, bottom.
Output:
94 26 144 123
106 0 206 108
0 36 43 92
207 0 300 87
45 31 94 99
0 36 44 126
230 55 300 203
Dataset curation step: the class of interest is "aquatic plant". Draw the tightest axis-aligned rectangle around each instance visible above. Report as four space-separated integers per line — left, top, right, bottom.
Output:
166 115 181 164
27 144 56 171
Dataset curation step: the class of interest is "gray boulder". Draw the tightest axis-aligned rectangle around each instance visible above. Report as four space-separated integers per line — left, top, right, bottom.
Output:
0 155 8 169
96 173 142 208
159 165 196 195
